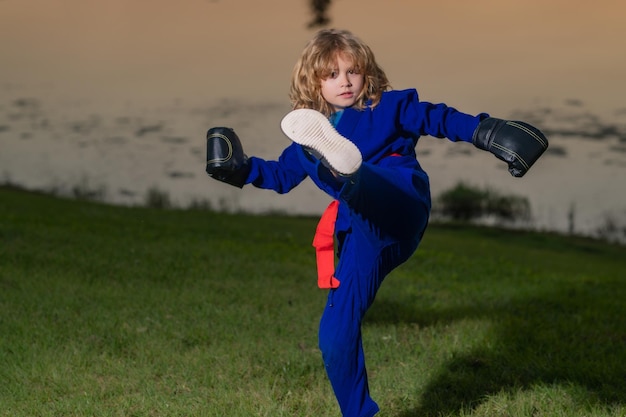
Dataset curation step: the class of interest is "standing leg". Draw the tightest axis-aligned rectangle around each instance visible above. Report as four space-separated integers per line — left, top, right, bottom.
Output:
319 228 420 417
319 164 428 417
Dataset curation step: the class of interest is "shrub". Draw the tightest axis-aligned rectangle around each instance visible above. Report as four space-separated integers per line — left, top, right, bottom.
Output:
144 187 172 209
435 182 531 224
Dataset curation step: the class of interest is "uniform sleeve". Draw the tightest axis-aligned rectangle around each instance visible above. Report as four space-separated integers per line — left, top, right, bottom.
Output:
398 89 489 143
246 143 308 194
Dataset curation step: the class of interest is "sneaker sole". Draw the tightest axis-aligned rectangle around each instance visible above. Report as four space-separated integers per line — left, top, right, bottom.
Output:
280 109 362 176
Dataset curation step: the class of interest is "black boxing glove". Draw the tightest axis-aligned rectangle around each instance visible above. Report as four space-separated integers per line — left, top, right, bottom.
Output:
472 118 548 177
206 127 250 188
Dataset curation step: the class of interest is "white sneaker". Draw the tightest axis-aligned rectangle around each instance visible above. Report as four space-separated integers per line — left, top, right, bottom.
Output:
280 109 362 176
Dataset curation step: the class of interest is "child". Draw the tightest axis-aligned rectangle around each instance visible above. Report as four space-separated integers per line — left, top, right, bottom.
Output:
205 29 547 417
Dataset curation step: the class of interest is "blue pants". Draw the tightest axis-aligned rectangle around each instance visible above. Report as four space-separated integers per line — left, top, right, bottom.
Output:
316 162 430 416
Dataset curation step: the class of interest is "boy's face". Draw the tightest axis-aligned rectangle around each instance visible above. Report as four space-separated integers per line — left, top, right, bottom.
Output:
320 53 364 112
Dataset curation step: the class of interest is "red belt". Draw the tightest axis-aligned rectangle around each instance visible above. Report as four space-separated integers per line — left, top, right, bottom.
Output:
312 200 341 289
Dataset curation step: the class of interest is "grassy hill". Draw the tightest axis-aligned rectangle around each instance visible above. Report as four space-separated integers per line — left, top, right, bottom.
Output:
1 186 624 417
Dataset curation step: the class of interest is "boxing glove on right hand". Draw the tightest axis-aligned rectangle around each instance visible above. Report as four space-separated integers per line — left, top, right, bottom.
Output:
206 127 250 188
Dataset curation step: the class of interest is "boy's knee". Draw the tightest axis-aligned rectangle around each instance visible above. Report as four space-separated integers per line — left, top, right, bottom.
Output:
319 338 349 370
319 321 358 365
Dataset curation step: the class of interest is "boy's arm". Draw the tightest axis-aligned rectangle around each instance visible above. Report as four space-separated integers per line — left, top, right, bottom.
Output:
413 100 548 177
246 144 308 193
205 127 307 192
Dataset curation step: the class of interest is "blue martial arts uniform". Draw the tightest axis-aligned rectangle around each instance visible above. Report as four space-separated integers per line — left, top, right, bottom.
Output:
245 88 487 417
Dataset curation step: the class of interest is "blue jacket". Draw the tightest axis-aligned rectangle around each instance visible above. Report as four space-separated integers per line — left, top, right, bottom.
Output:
245 88 487 233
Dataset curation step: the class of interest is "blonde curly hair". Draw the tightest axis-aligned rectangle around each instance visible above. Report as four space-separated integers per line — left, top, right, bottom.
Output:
289 29 391 117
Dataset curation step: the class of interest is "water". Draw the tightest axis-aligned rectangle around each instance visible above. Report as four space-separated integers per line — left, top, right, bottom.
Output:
2 0 625 237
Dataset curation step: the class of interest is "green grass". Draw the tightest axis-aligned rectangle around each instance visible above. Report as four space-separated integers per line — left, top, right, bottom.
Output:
1 186 625 417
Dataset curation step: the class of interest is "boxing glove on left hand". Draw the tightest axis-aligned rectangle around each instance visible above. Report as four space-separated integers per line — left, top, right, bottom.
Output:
206 127 250 188
472 117 548 177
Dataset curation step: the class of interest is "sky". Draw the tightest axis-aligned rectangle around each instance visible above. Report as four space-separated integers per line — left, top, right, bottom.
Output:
2 0 625 112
